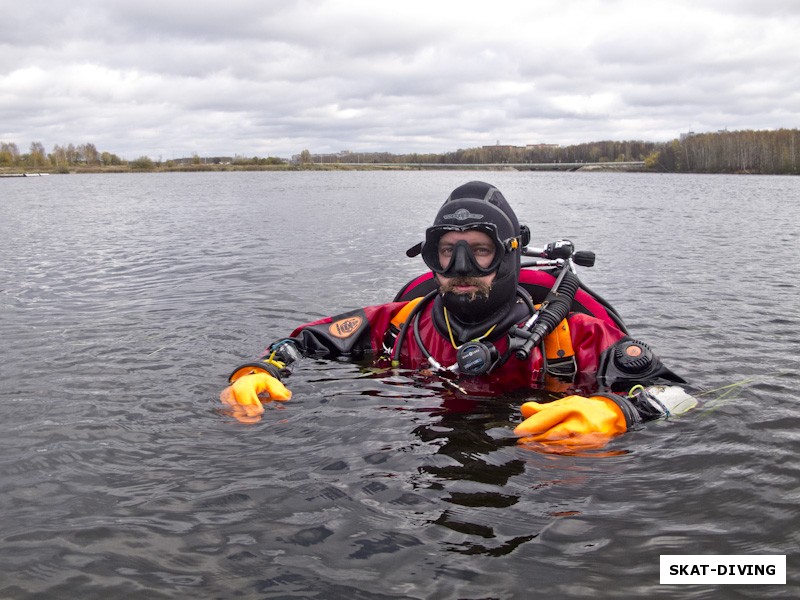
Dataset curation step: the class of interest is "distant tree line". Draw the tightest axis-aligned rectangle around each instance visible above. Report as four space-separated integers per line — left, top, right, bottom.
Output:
298 129 800 174
325 139 659 166
3 129 799 174
0 141 289 172
647 129 800 174
317 129 800 174
1 141 125 171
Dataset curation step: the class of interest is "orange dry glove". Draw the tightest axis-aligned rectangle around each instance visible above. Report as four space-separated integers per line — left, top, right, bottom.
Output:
220 372 292 423
514 395 627 449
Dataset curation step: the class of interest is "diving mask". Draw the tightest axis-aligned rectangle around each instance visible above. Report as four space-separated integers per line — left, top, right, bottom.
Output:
421 223 519 278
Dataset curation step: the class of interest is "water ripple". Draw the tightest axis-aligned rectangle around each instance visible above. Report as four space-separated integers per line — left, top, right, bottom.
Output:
2 172 799 598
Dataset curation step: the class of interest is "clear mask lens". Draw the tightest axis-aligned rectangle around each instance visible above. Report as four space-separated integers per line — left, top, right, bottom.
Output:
422 223 507 276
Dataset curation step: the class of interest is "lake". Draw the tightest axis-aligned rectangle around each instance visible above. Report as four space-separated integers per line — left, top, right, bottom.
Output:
1 170 798 598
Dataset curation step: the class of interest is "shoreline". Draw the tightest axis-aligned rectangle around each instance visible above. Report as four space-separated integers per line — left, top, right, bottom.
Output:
1 162 790 175
2 162 646 175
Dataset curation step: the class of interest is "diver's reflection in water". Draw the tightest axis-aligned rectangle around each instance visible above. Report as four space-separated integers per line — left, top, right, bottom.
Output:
407 389 547 556
359 371 613 557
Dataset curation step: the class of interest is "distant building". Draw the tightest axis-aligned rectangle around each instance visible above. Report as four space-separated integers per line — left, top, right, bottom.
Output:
481 143 560 151
481 144 521 152
170 156 233 165
291 150 352 164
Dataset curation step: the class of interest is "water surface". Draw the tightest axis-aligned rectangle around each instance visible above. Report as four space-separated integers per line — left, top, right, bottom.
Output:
1 171 798 598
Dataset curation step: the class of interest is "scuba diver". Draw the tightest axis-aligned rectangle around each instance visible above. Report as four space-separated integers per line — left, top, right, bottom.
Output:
221 181 695 448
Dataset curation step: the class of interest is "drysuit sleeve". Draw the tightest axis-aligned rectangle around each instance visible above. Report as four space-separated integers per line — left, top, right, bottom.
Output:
283 308 377 358
227 302 407 383
596 385 698 429
592 337 694 427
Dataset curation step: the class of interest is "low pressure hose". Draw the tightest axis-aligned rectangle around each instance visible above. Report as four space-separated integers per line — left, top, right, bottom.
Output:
515 268 580 360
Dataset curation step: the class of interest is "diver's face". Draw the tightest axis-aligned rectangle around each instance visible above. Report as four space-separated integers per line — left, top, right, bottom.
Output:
435 230 496 296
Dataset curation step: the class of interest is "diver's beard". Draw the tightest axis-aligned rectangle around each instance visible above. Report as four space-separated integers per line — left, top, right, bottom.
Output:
437 276 493 301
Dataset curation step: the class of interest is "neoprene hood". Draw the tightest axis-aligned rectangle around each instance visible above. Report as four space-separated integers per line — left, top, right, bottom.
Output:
422 181 527 323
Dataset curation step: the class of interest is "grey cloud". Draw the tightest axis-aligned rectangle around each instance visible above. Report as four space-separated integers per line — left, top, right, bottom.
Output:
2 0 799 157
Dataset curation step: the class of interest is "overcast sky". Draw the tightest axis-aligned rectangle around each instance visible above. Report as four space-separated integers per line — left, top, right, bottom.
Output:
1 0 798 159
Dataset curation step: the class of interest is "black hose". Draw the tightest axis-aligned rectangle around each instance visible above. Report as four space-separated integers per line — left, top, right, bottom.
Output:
390 290 437 366
515 268 580 360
